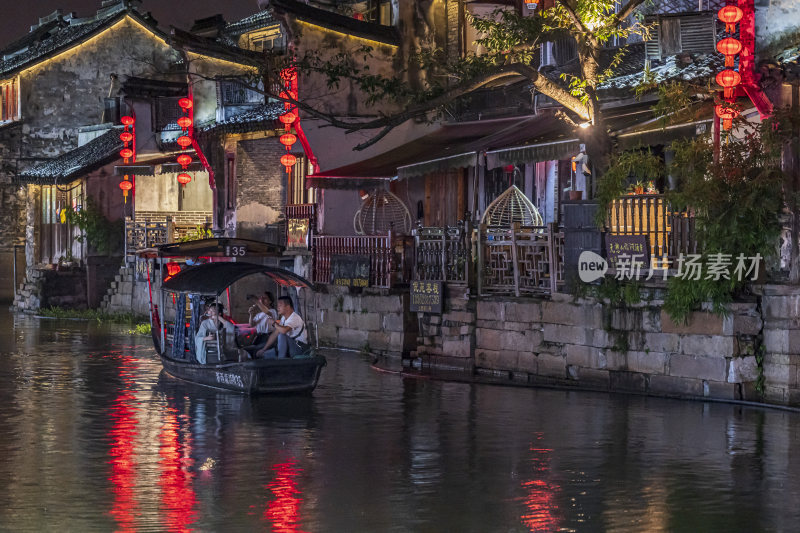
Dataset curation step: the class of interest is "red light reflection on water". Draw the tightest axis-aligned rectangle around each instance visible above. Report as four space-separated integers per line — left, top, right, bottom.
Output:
108 355 139 532
109 389 139 532
519 434 561 532
159 410 198 532
264 460 306 533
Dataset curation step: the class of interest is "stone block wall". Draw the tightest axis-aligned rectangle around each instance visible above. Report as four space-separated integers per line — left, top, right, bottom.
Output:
414 285 476 371
760 285 800 404
420 292 765 403
234 138 287 240
13 267 88 312
314 286 417 356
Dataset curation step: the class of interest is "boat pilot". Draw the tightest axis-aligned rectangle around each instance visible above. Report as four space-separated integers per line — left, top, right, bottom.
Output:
256 296 308 358
195 303 235 364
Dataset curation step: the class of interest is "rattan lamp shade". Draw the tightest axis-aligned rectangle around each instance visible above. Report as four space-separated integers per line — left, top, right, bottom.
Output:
354 189 412 235
481 185 543 227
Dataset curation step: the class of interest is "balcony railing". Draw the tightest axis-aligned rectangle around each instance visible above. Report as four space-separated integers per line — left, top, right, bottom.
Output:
413 222 472 284
607 194 698 260
479 223 564 296
124 216 210 261
312 233 411 288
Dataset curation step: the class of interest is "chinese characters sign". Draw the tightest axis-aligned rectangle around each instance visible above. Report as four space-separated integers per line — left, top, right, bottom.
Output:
410 281 443 314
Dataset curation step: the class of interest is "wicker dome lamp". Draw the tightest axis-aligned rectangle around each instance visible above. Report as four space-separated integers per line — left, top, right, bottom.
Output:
481 185 543 228
353 189 412 236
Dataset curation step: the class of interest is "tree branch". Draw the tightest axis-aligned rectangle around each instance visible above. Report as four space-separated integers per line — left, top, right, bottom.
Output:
614 0 648 25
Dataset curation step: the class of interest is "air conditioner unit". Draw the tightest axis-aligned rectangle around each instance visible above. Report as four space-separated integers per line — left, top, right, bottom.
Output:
540 42 556 67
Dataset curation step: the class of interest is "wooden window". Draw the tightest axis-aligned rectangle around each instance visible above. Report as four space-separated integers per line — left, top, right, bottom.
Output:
248 27 284 52
226 154 236 210
0 78 19 122
288 155 309 205
219 81 263 106
155 97 182 131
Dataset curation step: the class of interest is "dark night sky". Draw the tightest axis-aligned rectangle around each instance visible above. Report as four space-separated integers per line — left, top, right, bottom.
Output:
0 0 259 49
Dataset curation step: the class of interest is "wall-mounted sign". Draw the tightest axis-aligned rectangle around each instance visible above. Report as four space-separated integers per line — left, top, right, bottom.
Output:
606 235 649 268
410 280 443 314
330 254 370 287
287 218 310 249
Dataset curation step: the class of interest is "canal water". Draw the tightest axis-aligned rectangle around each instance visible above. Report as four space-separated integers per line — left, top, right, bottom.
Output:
0 309 799 532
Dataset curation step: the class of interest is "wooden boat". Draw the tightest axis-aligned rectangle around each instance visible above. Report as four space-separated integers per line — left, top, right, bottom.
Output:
138 239 326 394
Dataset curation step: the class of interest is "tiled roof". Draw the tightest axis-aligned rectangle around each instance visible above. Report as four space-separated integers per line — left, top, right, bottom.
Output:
0 4 159 77
19 128 123 182
199 103 285 134
600 52 721 91
225 10 277 36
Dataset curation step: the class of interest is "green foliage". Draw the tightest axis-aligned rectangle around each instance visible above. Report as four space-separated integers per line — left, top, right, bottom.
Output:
595 148 664 225
755 343 766 396
179 225 213 242
38 306 146 324
62 199 123 256
127 323 152 336
663 118 786 323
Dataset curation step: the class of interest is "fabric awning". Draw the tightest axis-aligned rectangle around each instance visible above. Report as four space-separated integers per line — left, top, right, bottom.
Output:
616 120 712 150
307 116 536 188
486 138 581 170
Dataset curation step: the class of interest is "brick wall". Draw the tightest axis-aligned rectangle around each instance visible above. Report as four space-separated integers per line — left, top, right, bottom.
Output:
235 138 288 240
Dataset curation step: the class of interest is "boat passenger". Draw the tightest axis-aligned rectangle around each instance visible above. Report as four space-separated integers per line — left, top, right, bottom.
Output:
248 291 278 348
256 296 308 358
195 303 235 364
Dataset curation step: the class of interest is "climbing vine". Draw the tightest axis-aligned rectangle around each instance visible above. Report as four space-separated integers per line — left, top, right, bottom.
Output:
63 199 123 256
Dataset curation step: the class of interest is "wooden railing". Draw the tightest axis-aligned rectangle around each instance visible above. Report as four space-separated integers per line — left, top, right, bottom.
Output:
413 221 472 284
607 194 698 260
125 218 169 259
285 203 316 220
312 233 408 288
479 223 564 296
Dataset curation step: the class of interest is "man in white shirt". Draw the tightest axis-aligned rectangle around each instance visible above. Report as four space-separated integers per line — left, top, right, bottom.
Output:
257 296 308 358
247 291 278 355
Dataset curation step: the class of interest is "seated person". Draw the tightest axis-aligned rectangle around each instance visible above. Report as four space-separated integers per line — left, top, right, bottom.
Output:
256 296 309 358
194 303 235 364
247 291 278 350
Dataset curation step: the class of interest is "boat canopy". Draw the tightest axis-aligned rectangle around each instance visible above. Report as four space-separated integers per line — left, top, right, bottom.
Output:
162 262 312 295
136 238 284 259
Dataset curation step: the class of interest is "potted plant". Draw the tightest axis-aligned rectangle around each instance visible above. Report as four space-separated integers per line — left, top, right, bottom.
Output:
646 180 657 194
633 181 645 195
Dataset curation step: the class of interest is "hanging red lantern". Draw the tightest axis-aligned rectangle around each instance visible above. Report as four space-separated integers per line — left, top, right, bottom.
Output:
279 68 297 83
119 131 133 143
280 153 297 173
524 0 539 8
718 5 743 33
178 98 193 110
716 37 742 68
715 104 739 130
715 69 741 99
121 115 134 126
177 116 193 130
279 113 296 126
177 173 192 186
279 133 297 150
177 154 192 168
176 135 192 148
120 148 134 161
119 180 132 192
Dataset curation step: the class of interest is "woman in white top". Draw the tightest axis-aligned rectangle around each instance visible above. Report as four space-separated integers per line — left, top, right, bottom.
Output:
194 303 234 364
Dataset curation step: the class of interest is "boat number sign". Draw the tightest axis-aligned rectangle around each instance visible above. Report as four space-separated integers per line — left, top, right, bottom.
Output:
224 245 247 257
215 372 244 388
410 281 443 314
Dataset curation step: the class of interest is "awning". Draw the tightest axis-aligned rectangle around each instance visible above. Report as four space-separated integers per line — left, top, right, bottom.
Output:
486 138 581 170
616 120 712 150
307 115 535 188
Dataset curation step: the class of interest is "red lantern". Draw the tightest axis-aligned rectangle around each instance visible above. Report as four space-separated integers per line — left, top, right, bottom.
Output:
177 116 193 130
280 153 297 173
279 133 297 150
280 68 297 83
715 104 739 130
716 37 742 68
121 116 134 126
718 5 743 33
715 69 741 99
524 0 539 8
119 180 132 192
279 113 296 125
176 135 192 148
177 173 192 186
120 148 134 161
177 154 192 168
164 262 182 281
119 132 133 143
178 98 193 110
